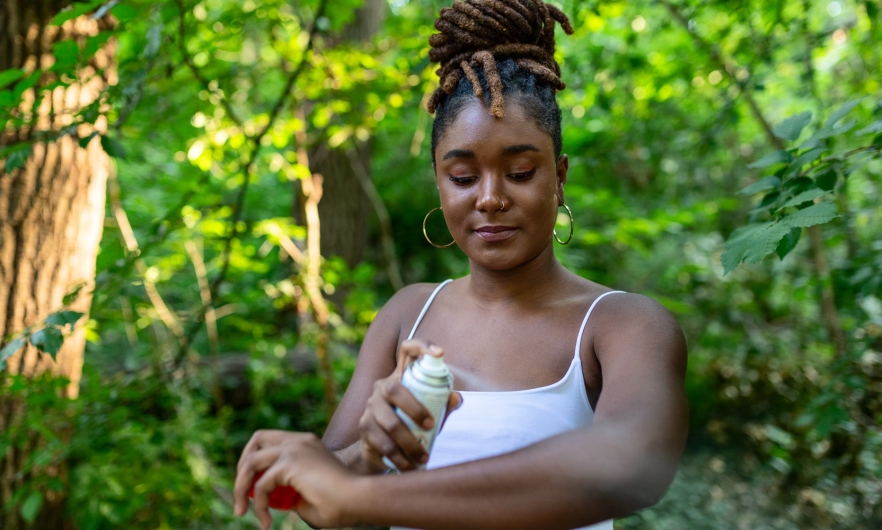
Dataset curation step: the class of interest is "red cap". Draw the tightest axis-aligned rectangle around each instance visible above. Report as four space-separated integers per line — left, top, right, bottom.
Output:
248 470 301 510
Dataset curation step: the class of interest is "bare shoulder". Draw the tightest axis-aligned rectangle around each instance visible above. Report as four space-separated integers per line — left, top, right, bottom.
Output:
374 282 450 343
588 292 687 369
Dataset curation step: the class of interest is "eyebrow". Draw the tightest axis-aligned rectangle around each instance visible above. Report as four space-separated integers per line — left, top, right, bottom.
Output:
501 143 541 156
441 143 541 161
442 149 475 161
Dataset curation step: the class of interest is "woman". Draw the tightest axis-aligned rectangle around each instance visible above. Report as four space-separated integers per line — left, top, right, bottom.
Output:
234 2 688 529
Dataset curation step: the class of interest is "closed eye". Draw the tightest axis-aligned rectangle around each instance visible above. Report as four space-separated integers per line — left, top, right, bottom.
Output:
449 175 477 185
509 168 536 181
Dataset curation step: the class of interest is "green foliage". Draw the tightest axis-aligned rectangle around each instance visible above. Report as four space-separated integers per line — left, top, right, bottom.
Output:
0 311 83 369
722 100 882 273
3 0 881 527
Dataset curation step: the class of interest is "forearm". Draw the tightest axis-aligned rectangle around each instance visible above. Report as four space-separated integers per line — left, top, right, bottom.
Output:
332 440 387 476
345 424 680 530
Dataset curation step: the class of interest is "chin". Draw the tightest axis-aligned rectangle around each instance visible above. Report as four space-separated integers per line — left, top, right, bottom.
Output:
468 249 529 271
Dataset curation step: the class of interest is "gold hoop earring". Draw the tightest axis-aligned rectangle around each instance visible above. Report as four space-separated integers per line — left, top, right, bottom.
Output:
423 207 455 248
553 204 574 245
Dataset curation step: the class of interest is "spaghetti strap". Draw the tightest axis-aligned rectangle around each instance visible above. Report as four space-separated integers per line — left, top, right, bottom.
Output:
574 290 626 358
407 279 453 340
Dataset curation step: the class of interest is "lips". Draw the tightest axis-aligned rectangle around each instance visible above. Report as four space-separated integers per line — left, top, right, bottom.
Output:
475 225 518 242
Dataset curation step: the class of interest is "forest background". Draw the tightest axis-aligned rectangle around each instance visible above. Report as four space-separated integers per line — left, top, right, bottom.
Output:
1 0 880 528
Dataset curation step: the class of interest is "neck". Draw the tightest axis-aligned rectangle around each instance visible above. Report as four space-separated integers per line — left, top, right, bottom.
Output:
466 242 569 306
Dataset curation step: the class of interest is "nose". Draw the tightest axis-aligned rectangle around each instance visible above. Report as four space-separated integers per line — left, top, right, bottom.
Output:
475 174 506 213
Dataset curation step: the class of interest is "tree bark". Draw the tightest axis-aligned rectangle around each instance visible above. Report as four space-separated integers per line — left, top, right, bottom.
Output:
298 0 386 270
0 1 113 528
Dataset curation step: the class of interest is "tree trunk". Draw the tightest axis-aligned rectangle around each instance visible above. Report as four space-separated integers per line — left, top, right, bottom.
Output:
298 0 386 269
0 2 113 528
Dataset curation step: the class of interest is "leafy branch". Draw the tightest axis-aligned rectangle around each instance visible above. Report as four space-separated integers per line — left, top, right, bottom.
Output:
0 311 84 371
722 101 882 275
174 0 331 368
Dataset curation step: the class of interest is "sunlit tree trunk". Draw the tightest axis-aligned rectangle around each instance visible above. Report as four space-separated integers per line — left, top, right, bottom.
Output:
298 0 386 269
0 1 113 527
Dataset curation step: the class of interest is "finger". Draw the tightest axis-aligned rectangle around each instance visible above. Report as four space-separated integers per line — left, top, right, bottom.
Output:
396 339 435 376
379 379 433 429
252 466 282 530
233 446 281 517
363 425 416 471
439 391 462 431
237 429 288 474
374 399 428 463
448 390 463 412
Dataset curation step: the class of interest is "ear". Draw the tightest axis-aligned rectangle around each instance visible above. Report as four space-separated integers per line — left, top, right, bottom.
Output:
556 154 569 205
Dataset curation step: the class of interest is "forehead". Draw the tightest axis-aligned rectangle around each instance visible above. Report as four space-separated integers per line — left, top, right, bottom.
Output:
435 101 555 159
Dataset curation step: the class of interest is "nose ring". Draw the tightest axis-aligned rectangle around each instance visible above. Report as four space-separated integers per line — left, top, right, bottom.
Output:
499 200 506 212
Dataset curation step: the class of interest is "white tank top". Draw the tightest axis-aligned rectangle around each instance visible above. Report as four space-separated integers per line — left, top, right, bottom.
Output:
392 280 621 530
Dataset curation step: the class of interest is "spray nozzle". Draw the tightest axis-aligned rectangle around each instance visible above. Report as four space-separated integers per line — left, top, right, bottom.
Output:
412 350 449 380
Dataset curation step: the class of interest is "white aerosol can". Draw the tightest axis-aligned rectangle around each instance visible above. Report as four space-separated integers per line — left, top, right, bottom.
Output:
384 353 453 471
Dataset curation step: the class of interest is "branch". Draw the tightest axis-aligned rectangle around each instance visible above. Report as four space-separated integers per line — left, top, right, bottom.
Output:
205 0 329 298
185 239 224 409
346 146 405 291
656 0 784 149
108 172 187 351
173 0 244 126
295 115 338 415
659 0 848 356
184 239 219 358
176 0 329 364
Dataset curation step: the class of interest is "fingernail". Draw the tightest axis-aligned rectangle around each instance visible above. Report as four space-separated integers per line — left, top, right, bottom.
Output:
429 345 442 354
422 418 434 429
420 454 429 463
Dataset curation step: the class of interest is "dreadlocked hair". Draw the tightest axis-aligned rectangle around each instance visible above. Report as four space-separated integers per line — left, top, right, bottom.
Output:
426 0 574 119
427 1 573 165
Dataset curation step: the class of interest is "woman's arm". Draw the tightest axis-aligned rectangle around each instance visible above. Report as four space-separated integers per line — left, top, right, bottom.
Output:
238 294 687 530
342 295 687 529
323 283 439 472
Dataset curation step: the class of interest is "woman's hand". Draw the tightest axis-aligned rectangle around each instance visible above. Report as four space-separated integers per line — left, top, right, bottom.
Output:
358 339 462 473
234 430 361 529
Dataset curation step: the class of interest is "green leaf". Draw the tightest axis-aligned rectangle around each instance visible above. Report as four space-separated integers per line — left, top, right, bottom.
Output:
29 327 64 357
50 0 105 26
815 169 838 191
787 147 824 174
801 120 857 147
776 227 802 259
83 31 113 61
110 3 138 22
738 176 780 195
721 222 792 274
783 188 826 207
79 131 99 148
13 70 41 98
825 98 862 128
0 68 25 89
748 151 792 169
20 491 43 524
0 90 13 107
781 201 837 228
62 283 85 305
742 224 792 265
4 146 31 173
0 337 27 370
100 135 127 159
774 111 812 141
855 120 882 136
44 311 83 329
51 40 80 70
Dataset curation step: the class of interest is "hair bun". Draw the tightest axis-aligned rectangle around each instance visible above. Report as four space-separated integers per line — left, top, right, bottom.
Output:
427 0 574 117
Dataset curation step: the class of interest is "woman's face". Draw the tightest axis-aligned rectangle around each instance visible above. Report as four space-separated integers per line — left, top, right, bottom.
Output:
433 99 568 271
